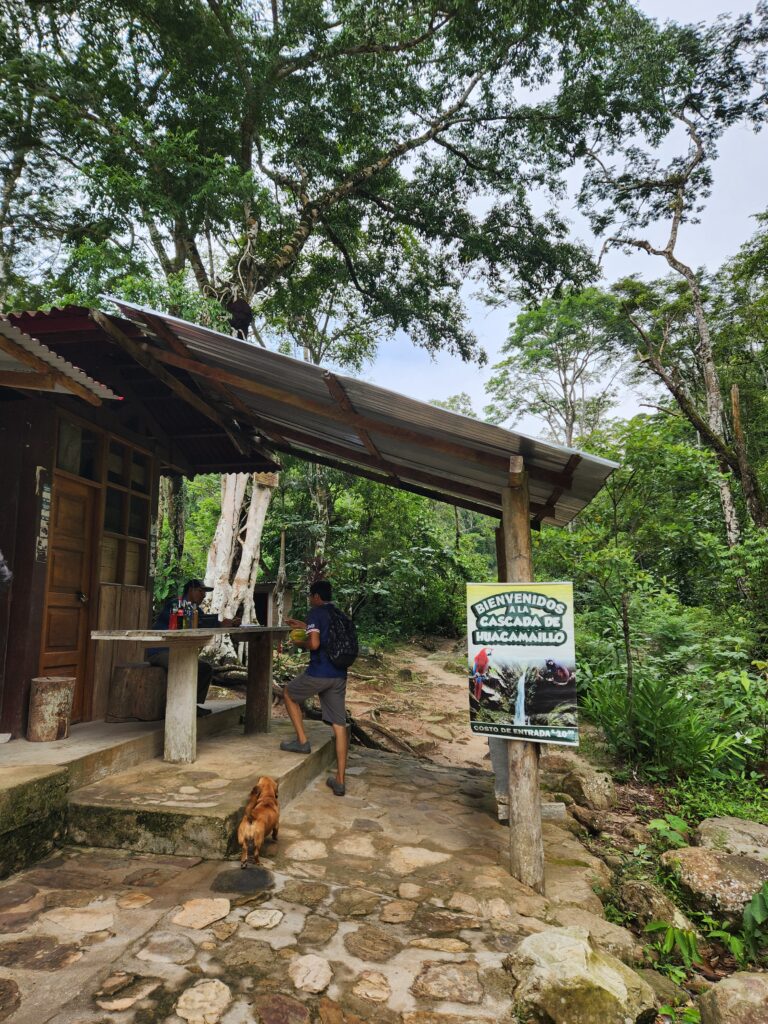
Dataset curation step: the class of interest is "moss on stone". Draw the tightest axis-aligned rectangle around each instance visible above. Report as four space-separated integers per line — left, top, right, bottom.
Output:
0 809 67 880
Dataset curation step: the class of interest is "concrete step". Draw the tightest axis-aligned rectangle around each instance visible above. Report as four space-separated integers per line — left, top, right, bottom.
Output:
67 721 336 859
0 699 246 791
0 766 68 879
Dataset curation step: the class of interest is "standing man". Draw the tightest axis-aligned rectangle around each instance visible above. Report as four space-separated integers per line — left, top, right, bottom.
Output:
280 580 348 797
148 579 240 717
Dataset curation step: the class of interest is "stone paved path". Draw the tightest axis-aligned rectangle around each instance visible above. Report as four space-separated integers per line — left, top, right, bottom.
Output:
0 747 616 1024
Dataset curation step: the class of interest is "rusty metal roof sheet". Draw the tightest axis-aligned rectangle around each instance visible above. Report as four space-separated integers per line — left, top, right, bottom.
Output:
0 315 118 402
107 297 618 526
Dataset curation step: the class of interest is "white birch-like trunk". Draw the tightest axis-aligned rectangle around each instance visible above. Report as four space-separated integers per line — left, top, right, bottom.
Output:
275 529 287 626
203 474 247 659
205 473 248 610
203 472 277 658
224 472 278 624
690 288 741 546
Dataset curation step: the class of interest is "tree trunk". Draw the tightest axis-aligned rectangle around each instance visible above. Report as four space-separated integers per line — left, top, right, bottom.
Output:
731 385 768 528
204 473 277 657
275 529 287 625
160 475 186 585
223 472 278 624
308 463 331 558
205 473 248 612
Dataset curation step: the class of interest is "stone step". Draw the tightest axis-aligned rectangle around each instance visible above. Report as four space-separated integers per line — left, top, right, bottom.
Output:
0 766 68 879
0 699 246 791
67 721 336 859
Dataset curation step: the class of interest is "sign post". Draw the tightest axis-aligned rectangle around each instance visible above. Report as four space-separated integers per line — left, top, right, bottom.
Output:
501 459 543 891
468 457 579 891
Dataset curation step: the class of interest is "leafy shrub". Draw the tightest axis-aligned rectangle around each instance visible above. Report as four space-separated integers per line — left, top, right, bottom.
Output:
742 881 768 961
644 921 702 972
580 665 751 779
648 814 690 849
664 775 768 826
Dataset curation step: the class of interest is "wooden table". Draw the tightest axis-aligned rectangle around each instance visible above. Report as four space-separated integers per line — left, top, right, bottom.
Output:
91 626 289 764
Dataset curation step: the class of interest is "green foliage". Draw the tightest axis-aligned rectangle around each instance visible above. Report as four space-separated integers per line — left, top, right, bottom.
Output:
485 287 633 445
648 815 690 850
664 776 768 828
658 1006 700 1024
173 458 496 640
742 881 768 961
5 0 669 339
643 921 702 973
580 665 752 780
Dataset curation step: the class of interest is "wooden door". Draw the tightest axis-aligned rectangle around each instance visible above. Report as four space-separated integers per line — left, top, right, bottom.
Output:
39 475 97 723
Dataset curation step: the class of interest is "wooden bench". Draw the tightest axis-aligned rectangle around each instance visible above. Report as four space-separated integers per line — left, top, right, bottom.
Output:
106 662 167 722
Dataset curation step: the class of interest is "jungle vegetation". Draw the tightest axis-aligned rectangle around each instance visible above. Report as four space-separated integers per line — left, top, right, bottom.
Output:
2 0 768 810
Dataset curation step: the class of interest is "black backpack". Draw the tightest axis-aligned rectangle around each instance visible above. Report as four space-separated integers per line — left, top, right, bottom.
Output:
326 604 358 669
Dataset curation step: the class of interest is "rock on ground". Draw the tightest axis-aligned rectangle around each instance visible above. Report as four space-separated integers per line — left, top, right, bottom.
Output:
660 847 768 919
352 970 391 1002
289 953 333 993
697 816 768 861
175 978 232 1024
617 879 696 932
386 846 450 874
411 960 484 1003
540 751 616 810
0 978 21 1022
171 897 230 929
506 926 657 1024
245 907 283 929
547 906 643 963
698 972 768 1024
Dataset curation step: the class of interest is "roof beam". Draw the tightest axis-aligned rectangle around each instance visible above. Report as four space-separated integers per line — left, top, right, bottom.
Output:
531 454 581 527
253 431 552 521
252 418 506 509
144 344 578 490
0 330 102 406
323 371 399 485
259 444 503 519
0 370 57 391
90 311 265 462
130 308 279 463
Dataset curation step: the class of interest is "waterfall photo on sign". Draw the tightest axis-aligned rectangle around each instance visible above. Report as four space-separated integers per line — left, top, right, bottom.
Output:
467 582 577 746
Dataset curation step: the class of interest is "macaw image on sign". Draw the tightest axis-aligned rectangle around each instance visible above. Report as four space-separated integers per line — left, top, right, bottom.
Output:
467 581 578 747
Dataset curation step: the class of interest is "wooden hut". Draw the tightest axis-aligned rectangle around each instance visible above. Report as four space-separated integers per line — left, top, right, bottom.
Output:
0 308 277 737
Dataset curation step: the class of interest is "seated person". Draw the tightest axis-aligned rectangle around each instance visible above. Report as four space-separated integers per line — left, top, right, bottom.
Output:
147 579 240 717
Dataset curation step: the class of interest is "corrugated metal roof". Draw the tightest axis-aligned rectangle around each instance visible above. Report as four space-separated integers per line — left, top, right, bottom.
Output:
107 297 618 526
0 316 118 402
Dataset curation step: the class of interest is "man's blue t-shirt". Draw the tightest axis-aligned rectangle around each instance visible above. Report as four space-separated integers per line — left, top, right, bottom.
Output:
305 604 347 679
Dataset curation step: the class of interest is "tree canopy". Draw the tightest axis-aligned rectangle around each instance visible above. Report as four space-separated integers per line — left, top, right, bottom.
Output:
2 0 681 359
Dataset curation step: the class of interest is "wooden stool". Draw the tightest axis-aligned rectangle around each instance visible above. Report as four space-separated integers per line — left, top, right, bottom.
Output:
106 663 167 722
27 676 76 741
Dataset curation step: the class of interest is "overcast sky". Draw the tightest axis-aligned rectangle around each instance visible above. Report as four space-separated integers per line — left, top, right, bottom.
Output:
359 0 768 428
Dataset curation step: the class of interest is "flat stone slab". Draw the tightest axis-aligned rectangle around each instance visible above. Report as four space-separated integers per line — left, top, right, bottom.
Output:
67 722 336 858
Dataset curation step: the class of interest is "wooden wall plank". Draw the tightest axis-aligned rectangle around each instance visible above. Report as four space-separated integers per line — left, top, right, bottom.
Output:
0 398 56 736
91 584 153 721
91 584 119 721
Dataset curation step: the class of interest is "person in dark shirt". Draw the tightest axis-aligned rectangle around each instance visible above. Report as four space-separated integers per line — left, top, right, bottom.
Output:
147 579 239 717
280 580 348 796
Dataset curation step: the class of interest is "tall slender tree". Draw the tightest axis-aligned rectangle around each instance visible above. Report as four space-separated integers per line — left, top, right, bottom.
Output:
577 7 768 540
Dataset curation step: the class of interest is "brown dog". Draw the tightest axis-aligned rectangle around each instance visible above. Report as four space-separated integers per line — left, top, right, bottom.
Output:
237 776 279 868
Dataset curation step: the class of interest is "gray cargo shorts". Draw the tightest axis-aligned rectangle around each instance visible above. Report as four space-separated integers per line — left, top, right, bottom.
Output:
286 671 347 726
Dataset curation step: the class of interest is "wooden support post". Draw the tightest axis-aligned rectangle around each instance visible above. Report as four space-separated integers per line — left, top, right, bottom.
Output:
499 456 545 894
244 633 273 734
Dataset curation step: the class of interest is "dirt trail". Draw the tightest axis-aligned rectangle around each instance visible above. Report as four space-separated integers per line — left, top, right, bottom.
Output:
344 638 491 770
